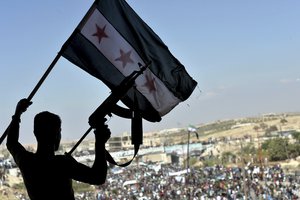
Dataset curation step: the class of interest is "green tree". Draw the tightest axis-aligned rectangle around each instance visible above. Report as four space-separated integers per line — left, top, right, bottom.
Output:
253 125 260 132
241 143 256 155
280 118 288 125
262 138 289 161
292 131 300 144
259 123 268 130
265 125 278 136
287 143 300 159
261 139 271 150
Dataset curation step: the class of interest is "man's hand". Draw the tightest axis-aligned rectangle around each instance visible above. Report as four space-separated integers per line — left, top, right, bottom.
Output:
96 124 111 144
93 118 111 144
14 99 32 117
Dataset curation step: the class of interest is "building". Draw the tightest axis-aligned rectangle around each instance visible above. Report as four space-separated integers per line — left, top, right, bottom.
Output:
107 130 166 151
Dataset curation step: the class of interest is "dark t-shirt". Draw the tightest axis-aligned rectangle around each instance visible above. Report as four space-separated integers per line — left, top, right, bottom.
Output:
9 143 77 200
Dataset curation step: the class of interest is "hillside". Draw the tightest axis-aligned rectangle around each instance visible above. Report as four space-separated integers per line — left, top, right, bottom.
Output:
154 113 300 144
143 113 300 170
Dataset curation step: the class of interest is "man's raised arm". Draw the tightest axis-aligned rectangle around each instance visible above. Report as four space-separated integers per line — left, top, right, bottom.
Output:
6 99 32 151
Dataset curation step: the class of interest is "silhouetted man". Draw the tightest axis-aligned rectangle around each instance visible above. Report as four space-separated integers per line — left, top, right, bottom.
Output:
6 99 110 200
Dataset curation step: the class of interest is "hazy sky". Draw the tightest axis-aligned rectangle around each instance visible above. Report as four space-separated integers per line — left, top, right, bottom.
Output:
1 1 299 144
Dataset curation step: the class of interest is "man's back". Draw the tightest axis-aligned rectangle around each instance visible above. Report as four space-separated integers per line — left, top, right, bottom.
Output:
16 149 75 200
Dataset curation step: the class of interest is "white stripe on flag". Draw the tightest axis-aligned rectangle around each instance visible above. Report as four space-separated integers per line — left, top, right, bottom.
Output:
188 127 197 132
80 9 180 115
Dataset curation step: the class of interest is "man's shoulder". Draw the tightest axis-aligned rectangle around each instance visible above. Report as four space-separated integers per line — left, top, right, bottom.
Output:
7 141 26 154
9 143 32 162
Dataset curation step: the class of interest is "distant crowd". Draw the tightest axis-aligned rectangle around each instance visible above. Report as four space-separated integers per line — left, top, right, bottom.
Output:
94 163 300 200
0 157 299 200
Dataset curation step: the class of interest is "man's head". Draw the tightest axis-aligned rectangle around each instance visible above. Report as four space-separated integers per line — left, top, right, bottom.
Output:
34 111 61 151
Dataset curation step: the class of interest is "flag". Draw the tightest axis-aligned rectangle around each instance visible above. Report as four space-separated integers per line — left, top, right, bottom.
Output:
188 125 199 139
61 0 197 122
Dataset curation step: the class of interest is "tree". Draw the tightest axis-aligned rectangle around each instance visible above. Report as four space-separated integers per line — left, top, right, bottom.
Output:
261 140 271 150
292 131 300 144
238 143 256 161
265 125 278 136
259 123 268 130
253 125 260 132
241 144 256 155
280 118 288 125
262 138 289 161
287 143 300 159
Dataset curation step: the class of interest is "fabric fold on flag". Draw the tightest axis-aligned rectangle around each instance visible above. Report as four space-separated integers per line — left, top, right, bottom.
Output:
61 0 197 122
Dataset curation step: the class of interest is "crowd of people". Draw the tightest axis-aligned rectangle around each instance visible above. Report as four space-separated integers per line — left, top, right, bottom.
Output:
94 163 300 200
1 157 300 199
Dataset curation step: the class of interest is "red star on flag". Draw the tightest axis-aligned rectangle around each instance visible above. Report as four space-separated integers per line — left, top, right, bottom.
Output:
144 74 156 93
92 24 108 44
115 49 134 68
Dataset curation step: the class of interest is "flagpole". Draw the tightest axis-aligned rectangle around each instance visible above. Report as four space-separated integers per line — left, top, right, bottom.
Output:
0 52 62 145
187 130 190 170
66 127 93 155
